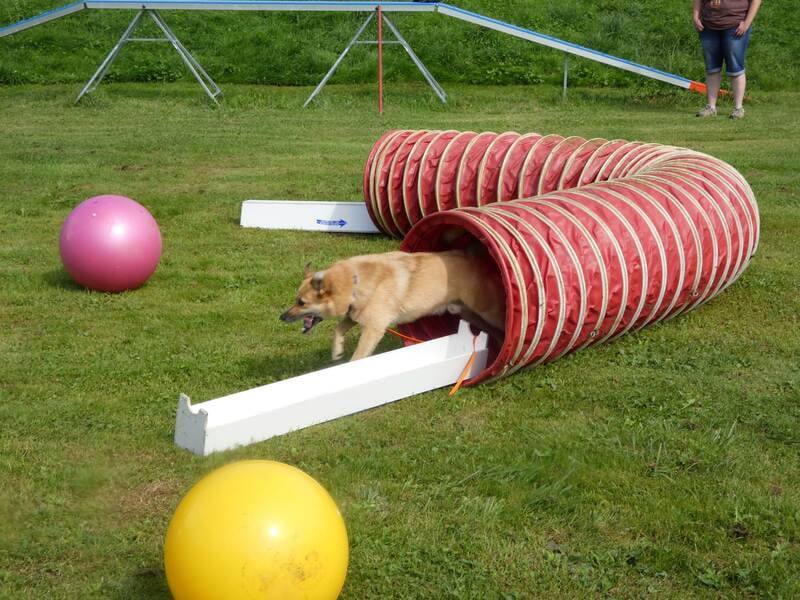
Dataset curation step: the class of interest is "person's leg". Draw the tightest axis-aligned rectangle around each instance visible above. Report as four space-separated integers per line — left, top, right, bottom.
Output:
706 71 722 108
723 26 751 117
730 72 746 109
698 29 723 115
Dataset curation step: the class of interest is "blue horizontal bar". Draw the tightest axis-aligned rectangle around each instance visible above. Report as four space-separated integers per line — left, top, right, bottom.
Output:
87 1 439 7
0 1 438 36
0 1 85 37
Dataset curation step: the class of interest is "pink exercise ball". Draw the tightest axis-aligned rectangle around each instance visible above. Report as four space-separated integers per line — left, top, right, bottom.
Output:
59 195 162 292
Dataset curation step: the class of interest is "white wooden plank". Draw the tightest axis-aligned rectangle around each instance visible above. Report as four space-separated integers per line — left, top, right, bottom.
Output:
175 321 487 455
240 200 380 233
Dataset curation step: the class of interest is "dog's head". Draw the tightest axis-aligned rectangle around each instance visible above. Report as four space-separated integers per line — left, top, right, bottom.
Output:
279 264 337 334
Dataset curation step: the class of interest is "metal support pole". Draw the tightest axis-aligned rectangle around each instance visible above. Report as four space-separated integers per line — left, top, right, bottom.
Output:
76 10 145 103
303 13 375 107
75 9 221 104
304 11 446 107
562 54 569 100
381 14 446 104
377 6 384 114
148 10 222 103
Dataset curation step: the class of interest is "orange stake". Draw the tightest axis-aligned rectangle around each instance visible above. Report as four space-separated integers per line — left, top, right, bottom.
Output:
449 334 479 396
377 5 383 114
689 80 731 97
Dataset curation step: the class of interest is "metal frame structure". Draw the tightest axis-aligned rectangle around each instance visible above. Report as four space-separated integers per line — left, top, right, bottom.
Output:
435 4 702 92
303 9 445 107
0 1 709 102
75 8 221 103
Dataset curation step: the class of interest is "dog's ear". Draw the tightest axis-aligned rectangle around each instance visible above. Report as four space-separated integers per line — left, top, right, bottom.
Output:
304 262 313 279
311 271 326 294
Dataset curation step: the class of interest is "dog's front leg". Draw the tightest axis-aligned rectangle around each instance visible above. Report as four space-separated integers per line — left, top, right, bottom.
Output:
332 316 356 361
350 325 387 361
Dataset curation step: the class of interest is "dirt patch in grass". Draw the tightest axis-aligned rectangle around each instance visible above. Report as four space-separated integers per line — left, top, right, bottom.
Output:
119 478 184 519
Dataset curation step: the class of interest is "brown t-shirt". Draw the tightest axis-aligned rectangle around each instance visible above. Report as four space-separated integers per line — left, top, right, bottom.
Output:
701 0 752 30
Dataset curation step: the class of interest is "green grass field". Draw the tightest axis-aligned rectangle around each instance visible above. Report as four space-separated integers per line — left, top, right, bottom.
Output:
2 0 799 89
1 82 799 599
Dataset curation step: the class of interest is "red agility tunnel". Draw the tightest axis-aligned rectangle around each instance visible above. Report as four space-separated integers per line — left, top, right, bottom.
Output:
364 129 759 386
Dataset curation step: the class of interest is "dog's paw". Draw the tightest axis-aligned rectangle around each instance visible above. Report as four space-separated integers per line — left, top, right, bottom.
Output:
446 302 463 315
331 349 344 361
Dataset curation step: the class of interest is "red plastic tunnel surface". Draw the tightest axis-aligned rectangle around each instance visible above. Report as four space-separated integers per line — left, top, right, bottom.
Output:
364 130 760 386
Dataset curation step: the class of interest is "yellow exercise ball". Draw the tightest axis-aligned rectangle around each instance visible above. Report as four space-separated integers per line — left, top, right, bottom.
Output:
164 460 349 600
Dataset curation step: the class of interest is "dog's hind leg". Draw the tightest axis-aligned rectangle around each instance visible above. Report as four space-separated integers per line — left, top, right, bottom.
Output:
350 325 388 361
332 316 356 361
448 302 505 342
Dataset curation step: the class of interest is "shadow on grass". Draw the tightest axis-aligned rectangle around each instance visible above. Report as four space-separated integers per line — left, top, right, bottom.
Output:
40 268 165 294
545 84 692 111
41 268 84 291
242 345 339 382
242 329 403 384
73 83 220 109
235 212 390 244
106 567 170 600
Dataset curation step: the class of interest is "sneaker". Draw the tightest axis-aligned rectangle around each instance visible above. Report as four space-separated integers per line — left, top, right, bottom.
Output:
696 105 717 117
730 107 745 119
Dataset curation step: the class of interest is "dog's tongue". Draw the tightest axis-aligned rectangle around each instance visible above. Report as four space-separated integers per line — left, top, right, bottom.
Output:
302 315 321 334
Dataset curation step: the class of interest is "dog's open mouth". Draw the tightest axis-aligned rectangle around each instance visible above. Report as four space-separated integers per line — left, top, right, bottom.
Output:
302 314 323 334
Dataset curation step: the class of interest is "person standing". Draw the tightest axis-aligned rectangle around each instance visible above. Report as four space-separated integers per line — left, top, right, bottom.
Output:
693 0 762 119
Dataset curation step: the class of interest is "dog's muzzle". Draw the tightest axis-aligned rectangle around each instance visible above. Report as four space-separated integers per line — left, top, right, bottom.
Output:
280 310 323 334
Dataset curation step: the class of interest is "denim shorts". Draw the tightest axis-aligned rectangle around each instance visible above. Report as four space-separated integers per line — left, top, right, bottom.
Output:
699 27 751 76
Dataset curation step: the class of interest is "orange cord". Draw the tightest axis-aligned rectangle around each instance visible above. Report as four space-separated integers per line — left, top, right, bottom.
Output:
386 327 425 345
386 328 478 395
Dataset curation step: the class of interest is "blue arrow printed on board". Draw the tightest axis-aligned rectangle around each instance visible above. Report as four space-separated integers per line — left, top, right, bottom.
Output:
315 219 347 228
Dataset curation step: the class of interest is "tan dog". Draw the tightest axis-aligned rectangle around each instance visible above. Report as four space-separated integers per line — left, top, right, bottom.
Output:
280 250 505 361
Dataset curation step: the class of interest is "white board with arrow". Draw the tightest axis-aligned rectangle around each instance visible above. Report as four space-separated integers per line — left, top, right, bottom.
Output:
240 200 380 234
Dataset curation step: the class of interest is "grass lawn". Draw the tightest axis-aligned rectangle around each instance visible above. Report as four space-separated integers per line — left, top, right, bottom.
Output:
0 81 798 599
